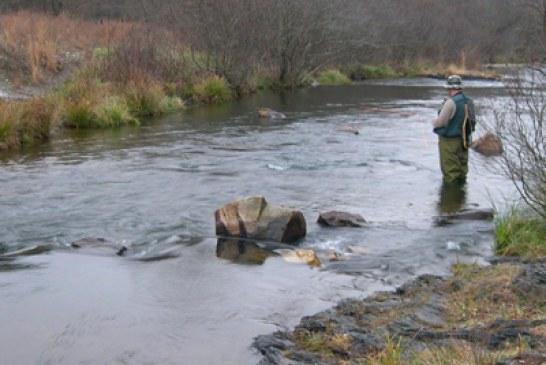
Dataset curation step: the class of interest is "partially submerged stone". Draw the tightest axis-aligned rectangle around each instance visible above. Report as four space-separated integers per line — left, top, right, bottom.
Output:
215 196 307 244
317 211 366 227
71 237 128 256
257 108 286 119
278 249 321 267
346 245 370 255
434 208 494 225
338 126 360 135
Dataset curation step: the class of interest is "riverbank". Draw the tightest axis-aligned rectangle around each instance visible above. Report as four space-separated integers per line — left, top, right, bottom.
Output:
0 11 237 150
0 10 509 152
254 257 546 365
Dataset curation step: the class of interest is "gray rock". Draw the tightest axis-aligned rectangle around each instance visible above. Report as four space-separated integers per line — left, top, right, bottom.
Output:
317 211 366 227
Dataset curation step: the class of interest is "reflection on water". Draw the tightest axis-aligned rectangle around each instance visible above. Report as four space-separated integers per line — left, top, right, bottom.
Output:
437 182 467 213
216 239 278 265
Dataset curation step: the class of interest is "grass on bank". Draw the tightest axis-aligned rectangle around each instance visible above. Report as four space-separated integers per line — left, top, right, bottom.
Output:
313 69 351 84
0 99 51 150
494 207 546 258
0 10 233 148
0 10 503 150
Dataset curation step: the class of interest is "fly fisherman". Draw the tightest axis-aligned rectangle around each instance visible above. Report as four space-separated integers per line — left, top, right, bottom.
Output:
432 75 476 183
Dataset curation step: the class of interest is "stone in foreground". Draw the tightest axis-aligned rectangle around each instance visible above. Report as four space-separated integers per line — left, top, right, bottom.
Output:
214 196 306 244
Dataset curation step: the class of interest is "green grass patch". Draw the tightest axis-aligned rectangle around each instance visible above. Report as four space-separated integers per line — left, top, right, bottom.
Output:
494 207 546 258
314 69 351 85
362 65 398 79
192 75 233 104
125 81 181 118
93 97 139 128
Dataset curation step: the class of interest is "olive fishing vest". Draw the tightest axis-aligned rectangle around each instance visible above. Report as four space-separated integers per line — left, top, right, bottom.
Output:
434 92 473 138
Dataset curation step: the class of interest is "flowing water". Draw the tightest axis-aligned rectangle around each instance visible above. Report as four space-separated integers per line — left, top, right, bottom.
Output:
0 79 515 365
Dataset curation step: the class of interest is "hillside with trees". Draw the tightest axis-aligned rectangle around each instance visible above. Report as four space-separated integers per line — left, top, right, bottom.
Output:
1 0 545 89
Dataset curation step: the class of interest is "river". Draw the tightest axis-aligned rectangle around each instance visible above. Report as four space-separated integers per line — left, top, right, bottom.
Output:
0 79 515 365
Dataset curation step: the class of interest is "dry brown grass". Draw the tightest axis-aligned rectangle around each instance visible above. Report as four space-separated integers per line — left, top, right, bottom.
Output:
445 264 543 326
0 98 51 149
0 11 137 84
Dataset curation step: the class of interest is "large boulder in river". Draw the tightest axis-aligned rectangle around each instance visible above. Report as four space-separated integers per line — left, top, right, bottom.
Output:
317 211 366 227
471 132 503 156
214 196 306 244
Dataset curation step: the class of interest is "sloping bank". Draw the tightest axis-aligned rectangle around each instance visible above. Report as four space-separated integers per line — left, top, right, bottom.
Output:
254 257 546 364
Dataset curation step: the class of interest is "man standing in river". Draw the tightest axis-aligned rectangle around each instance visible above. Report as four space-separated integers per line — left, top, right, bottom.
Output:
432 75 475 183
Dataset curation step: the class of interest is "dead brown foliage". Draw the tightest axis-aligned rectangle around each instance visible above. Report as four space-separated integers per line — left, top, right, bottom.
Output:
0 10 136 84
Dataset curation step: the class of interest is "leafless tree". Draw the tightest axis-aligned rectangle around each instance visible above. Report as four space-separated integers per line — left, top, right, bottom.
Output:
487 68 546 218
517 0 546 60
0 0 543 83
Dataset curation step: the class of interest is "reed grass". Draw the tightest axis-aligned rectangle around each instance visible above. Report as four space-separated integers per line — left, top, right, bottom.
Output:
314 69 351 85
124 81 183 118
0 99 51 149
0 11 189 145
192 75 233 104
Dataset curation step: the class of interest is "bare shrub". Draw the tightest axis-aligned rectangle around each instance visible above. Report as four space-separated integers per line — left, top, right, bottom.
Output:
97 26 189 87
486 67 546 218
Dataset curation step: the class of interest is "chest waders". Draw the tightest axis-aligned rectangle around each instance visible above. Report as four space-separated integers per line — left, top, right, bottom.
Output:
461 103 472 149
435 93 474 183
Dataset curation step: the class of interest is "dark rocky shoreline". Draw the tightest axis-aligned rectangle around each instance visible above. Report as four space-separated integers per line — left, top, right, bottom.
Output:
254 258 546 365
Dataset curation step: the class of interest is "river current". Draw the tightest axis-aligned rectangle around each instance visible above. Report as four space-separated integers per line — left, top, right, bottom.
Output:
0 79 515 364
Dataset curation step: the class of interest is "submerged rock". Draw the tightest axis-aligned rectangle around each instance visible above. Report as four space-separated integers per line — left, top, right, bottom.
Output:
258 108 286 119
278 249 321 267
338 125 360 135
71 237 128 256
434 207 494 225
71 237 181 261
317 211 366 227
215 196 306 244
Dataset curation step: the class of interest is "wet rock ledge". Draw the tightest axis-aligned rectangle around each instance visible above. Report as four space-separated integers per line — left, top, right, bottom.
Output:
254 259 546 365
